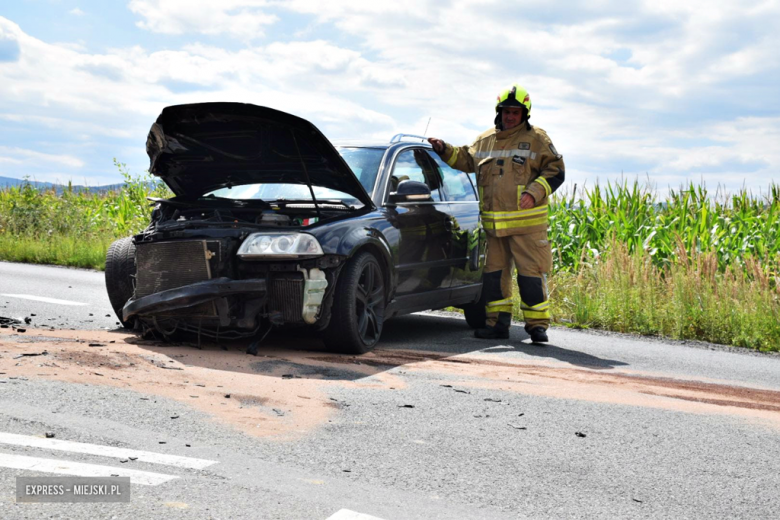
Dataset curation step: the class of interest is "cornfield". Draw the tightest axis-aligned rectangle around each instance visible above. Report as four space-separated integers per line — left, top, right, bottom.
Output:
550 180 780 275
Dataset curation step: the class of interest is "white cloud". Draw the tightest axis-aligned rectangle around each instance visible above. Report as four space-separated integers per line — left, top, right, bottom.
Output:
128 0 278 39
0 146 84 168
1 1 780 191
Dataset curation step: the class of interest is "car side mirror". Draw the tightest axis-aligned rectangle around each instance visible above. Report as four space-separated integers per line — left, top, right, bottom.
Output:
388 180 432 204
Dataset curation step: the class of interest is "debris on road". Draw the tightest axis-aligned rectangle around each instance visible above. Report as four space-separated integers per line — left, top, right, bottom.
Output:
13 350 48 359
45 432 55 438
88 343 105 347
575 431 587 438
508 424 527 430
398 404 415 408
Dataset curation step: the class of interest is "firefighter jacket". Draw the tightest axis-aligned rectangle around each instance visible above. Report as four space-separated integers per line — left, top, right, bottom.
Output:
439 123 565 237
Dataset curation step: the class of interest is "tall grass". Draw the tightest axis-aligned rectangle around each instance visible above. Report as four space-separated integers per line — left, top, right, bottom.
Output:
0 160 171 269
542 180 780 351
548 238 780 351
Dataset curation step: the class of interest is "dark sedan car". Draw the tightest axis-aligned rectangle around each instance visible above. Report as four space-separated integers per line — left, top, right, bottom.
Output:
105 102 486 353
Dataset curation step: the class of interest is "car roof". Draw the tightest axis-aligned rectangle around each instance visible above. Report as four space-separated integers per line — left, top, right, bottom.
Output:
332 136 433 149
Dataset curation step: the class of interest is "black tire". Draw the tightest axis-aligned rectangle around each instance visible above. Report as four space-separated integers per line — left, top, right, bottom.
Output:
323 251 385 354
462 286 487 329
105 237 136 328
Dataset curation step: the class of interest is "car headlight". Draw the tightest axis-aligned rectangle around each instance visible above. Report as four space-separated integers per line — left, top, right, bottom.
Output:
237 232 324 259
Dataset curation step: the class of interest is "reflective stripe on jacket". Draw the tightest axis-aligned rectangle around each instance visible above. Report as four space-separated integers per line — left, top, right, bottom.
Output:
440 123 565 237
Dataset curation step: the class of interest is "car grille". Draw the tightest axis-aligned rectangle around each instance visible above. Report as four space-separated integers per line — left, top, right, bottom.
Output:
269 276 304 323
135 240 217 317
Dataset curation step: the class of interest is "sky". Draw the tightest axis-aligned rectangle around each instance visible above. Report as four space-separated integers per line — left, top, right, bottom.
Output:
0 0 779 195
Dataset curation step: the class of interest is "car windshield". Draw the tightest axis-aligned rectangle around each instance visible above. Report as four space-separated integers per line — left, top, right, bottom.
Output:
337 147 385 196
203 147 385 205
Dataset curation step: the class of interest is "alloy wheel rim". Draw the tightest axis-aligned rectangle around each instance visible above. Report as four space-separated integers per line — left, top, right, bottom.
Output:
355 261 383 344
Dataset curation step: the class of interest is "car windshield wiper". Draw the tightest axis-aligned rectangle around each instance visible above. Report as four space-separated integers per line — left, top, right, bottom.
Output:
149 196 271 209
271 199 358 210
198 195 272 208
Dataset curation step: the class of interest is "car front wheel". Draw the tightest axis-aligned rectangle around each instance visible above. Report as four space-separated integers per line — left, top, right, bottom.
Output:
105 237 136 328
323 251 385 354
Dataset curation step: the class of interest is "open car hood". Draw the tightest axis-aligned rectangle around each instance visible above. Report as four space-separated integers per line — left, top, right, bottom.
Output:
146 102 374 207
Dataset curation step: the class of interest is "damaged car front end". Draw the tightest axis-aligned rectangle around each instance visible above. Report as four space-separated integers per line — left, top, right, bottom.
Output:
105 102 383 353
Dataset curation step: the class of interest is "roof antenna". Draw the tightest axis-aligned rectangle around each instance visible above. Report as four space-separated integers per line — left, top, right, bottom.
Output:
423 117 431 137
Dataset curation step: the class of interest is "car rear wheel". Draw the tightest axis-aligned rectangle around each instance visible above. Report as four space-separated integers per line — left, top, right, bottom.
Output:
323 251 385 354
105 237 136 328
462 286 487 329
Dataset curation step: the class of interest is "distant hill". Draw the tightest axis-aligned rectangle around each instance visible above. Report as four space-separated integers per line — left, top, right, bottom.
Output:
0 176 125 193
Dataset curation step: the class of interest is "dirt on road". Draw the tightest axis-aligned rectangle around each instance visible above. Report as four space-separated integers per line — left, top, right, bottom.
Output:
2 326 780 439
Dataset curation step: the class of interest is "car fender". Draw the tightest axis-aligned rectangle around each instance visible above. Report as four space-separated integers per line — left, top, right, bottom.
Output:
337 226 395 293
310 214 395 282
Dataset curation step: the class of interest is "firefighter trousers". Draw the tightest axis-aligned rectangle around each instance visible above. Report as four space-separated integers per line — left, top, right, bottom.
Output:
483 230 553 331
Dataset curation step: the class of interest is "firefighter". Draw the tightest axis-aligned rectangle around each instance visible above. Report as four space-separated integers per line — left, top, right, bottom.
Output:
428 84 565 343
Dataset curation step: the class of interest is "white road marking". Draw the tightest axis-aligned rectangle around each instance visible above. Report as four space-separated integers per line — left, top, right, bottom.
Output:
0 293 87 306
0 453 177 486
0 432 217 470
326 509 386 520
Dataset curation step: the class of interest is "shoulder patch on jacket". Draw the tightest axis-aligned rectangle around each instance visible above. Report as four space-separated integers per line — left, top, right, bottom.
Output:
518 142 531 150
549 142 562 159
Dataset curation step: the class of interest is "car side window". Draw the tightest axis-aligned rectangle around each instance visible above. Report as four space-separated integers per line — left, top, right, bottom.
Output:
428 152 478 202
388 148 443 202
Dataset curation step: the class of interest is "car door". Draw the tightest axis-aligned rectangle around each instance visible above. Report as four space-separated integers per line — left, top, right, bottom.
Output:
384 147 453 310
427 151 484 301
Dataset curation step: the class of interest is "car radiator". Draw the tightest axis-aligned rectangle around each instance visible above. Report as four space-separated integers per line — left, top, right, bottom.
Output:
134 240 218 317
268 276 304 323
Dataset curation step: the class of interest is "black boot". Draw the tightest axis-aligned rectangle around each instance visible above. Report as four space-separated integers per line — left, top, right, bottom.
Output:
526 326 548 343
474 325 509 339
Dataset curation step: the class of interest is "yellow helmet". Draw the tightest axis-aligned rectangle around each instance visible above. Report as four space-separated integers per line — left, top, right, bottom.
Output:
496 84 531 118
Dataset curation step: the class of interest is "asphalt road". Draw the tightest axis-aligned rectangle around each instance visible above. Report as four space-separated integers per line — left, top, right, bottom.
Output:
1 260 780 519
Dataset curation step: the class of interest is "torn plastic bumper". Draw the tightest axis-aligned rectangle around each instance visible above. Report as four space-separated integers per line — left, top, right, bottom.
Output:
123 277 266 321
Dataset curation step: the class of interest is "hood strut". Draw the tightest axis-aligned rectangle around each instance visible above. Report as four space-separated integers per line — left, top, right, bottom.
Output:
291 129 322 221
